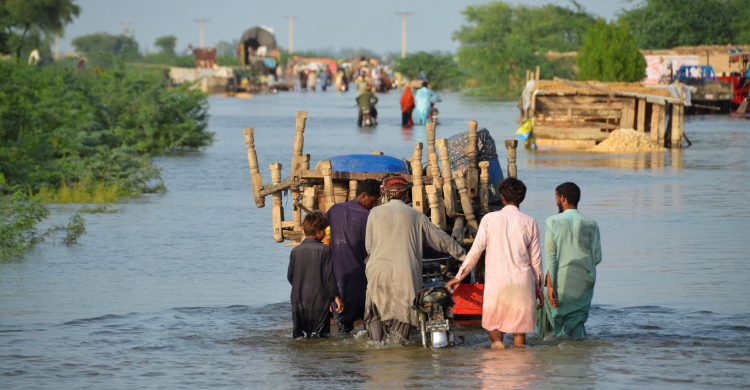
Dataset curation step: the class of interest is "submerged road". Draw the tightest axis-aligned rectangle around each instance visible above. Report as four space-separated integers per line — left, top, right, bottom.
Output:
1 90 748 389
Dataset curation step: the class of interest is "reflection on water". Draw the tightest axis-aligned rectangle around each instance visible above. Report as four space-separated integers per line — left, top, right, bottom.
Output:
477 348 538 390
1 92 749 389
526 149 683 171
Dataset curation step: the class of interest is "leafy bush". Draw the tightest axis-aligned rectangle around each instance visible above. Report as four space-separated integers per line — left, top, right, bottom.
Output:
0 60 211 259
0 191 49 262
577 19 646 82
0 60 212 196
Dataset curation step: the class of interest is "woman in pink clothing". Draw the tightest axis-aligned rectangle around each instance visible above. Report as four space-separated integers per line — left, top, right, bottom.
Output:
447 178 544 348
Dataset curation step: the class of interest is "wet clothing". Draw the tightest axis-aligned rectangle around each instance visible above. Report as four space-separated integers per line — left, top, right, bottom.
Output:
455 205 542 333
366 307 411 345
326 200 370 328
414 87 439 125
364 199 466 334
400 86 415 126
287 238 340 338
537 209 602 340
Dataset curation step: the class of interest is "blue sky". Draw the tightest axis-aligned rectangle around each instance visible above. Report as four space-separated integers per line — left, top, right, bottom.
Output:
59 0 629 55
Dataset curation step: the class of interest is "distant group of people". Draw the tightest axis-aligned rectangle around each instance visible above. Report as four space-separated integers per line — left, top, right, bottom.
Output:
287 178 602 347
297 66 334 92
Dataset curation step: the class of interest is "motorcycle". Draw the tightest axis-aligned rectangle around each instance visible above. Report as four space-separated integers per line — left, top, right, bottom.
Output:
361 106 375 127
428 102 440 124
414 257 456 348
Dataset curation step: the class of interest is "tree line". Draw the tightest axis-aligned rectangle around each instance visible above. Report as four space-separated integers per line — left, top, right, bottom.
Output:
404 0 750 96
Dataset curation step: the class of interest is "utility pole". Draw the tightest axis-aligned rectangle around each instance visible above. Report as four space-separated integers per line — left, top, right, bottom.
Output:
195 19 208 48
283 15 297 54
395 12 413 58
121 21 132 36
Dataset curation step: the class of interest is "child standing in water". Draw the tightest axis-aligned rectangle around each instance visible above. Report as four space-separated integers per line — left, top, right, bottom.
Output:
447 178 544 348
287 212 344 338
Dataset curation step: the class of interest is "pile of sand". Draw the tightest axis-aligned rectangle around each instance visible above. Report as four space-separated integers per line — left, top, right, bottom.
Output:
590 128 666 153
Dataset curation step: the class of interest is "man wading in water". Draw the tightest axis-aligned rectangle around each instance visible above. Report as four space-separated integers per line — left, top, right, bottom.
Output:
363 175 466 344
327 179 381 333
537 182 602 340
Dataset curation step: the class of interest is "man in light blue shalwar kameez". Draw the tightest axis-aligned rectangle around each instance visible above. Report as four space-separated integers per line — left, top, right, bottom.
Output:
537 182 602 340
414 81 440 125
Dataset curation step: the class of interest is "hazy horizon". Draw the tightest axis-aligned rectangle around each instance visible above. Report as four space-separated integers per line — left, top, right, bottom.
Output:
58 0 627 57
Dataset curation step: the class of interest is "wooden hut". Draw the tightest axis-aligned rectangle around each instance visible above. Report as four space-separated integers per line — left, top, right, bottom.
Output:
520 78 688 148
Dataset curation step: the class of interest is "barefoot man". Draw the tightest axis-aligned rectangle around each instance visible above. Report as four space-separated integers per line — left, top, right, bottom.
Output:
537 182 602 341
447 178 543 348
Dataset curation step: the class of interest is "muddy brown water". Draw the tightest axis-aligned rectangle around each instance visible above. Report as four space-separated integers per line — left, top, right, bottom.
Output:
1 91 748 389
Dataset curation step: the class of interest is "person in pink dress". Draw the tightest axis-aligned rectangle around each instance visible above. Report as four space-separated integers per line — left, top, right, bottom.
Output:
447 178 544 348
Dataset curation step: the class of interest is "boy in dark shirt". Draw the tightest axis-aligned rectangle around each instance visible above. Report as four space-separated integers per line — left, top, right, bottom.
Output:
287 211 344 338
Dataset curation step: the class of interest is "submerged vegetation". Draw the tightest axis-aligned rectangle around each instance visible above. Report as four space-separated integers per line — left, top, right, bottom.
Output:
0 60 212 261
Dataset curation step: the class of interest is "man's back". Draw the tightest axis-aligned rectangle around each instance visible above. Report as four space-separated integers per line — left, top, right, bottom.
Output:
356 91 376 108
365 199 464 326
327 201 370 324
546 209 601 289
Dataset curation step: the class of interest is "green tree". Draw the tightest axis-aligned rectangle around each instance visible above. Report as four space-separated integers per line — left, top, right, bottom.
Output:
577 19 646 82
619 0 749 49
72 32 140 57
454 1 595 96
215 39 238 57
154 35 176 55
394 51 463 90
0 0 80 59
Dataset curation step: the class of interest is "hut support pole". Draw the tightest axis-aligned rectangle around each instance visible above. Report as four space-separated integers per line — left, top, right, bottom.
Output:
651 104 664 146
505 140 518 179
467 120 479 198
637 98 646 133
454 171 478 236
270 163 284 242
436 139 456 215
479 161 490 215
671 83 684 148
410 143 425 212
242 127 266 208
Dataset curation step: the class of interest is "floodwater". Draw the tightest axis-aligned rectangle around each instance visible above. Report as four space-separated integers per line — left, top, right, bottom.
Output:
2 90 749 389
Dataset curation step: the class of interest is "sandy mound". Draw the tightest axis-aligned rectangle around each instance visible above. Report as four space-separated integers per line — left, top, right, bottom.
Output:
590 128 666 153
